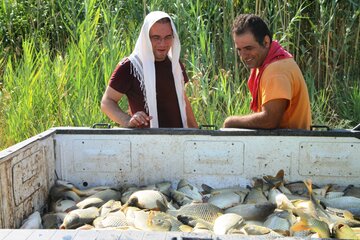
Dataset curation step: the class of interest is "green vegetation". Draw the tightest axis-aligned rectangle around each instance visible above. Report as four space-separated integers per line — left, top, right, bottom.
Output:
0 0 359 149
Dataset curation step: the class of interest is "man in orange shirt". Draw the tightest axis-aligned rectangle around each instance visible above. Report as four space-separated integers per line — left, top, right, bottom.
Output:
223 14 311 130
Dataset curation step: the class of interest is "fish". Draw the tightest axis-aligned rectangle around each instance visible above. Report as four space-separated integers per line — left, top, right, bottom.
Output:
325 191 345 199
291 211 331 238
169 189 193 206
201 184 249 195
122 206 141 226
207 191 245 209
344 185 360 198
177 179 203 201
49 185 81 202
52 199 76 213
312 184 332 198
213 213 244 235
177 215 213 230
263 210 296 233
325 207 360 227
173 202 223 224
321 196 360 214
240 224 282 236
132 210 155 231
284 181 309 196
76 188 121 209
263 169 285 188
243 178 268 204
225 202 276 221
123 189 168 211
60 206 99 229
20 211 42 229
268 187 295 210
42 212 67 229
75 224 95 230
333 222 359 239
155 181 172 198
99 200 122 216
54 180 112 197
93 210 128 228
263 170 295 196
147 211 184 232
191 221 213 233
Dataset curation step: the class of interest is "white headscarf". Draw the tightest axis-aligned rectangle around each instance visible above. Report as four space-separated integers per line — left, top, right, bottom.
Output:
128 11 187 128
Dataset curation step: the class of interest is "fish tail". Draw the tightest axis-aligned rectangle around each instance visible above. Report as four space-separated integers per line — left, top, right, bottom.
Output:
276 169 285 180
303 179 313 198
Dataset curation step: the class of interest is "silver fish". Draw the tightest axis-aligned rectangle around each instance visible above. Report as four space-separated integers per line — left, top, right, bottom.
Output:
244 179 267 204
174 202 223 224
123 189 168 211
76 188 121 209
20 211 42 229
201 184 249 195
177 179 203 201
93 210 128 228
344 185 360 198
213 213 244 235
225 202 276 221
60 206 99 229
99 200 122 216
321 196 360 215
42 212 67 229
263 210 296 232
170 189 193 206
52 199 76 213
268 188 295 210
49 185 81 202
240 224 282 236
147 211 184 231
208 191 245 209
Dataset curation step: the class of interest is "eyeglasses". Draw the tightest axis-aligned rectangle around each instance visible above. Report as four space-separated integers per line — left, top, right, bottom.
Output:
150 35 174 44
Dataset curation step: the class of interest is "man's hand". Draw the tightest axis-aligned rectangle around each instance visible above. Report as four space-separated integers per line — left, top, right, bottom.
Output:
223 99 289 129
128 111 152 128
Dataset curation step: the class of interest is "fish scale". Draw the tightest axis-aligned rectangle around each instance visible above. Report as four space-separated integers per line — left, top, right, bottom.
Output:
176 202 223 223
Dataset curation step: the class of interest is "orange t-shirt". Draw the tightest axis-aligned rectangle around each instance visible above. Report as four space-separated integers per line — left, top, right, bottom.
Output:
257 58 312 130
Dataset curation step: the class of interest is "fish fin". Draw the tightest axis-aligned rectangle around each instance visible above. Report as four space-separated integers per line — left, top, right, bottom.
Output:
201 184 213 194
263 170 284 187
303 179 313 198
179 224 193 232
291 220 310 232
147 210 155 226
156 200 168 212
276 169 285 180
252 178 264 188
177 215 194 226
71 187 85 197
120 202 129 212
343 210 355 220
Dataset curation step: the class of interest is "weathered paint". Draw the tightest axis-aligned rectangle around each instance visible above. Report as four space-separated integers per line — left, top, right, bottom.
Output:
0 135 55 228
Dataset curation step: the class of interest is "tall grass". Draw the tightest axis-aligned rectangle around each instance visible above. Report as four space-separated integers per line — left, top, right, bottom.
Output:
0 0 359 150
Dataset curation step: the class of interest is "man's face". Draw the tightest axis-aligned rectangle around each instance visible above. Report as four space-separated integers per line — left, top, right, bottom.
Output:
233 31 270 69
149 22 173 61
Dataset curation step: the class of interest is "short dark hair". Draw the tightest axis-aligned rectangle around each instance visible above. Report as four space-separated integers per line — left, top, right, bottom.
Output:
232 14 272 45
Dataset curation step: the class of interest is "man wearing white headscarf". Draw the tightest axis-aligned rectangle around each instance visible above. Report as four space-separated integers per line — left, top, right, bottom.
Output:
101 11 198 128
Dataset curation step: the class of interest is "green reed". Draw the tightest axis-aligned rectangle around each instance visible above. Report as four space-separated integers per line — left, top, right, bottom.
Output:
0 0 359 150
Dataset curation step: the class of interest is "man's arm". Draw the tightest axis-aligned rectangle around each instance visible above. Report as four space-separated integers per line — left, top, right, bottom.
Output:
184 92 198 128
223 99 289 129
101 86 151 127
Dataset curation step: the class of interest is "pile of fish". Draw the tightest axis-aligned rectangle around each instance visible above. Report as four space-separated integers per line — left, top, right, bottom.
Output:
21 170 360 239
